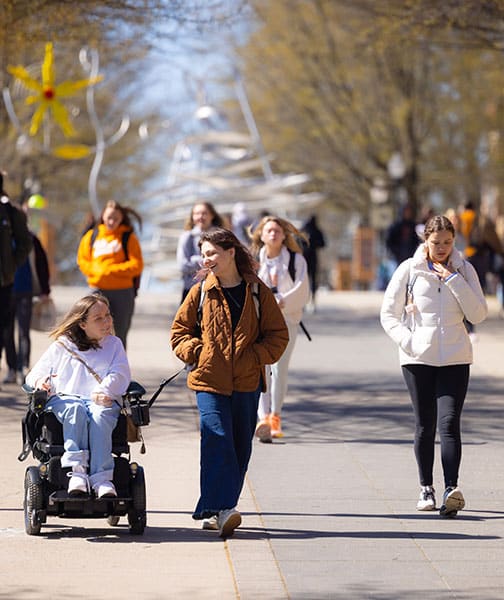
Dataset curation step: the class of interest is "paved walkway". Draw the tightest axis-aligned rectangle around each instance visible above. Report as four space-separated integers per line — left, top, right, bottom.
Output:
1 287 503 599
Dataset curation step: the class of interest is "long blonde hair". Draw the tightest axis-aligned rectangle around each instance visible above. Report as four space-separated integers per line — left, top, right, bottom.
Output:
50 293 114 351
249 215 306 255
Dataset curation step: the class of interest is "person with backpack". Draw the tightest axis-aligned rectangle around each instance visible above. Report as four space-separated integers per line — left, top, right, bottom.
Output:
0 173 33 384
171 228 288 537
250 216 310 442
77 200 143 349
380 215 487 518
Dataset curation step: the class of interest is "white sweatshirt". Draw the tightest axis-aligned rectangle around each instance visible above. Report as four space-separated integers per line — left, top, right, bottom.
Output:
26 334 131 399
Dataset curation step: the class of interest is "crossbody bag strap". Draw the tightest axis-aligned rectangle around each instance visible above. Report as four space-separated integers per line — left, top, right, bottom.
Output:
57 341 103 383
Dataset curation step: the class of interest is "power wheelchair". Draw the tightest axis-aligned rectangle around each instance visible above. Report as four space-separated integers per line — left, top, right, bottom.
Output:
19 381 150 536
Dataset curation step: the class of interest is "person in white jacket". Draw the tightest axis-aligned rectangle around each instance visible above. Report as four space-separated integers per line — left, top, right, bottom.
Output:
380 215 487 517
26 293 131 499
250 216 310 441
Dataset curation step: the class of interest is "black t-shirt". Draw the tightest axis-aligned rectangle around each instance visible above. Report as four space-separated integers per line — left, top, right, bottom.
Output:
222 280 246 330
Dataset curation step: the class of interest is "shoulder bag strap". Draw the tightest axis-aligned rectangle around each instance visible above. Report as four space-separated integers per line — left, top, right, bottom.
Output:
57 341 102 383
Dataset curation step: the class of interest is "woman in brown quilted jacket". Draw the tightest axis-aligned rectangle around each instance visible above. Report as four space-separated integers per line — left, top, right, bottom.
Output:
171 228 288 538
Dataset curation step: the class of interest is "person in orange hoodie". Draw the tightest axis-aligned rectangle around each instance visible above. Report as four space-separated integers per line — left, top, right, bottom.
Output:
77 200 143 349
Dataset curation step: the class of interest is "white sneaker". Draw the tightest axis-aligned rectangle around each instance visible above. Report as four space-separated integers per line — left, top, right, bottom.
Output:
94 481 117 499
218 508 241 538
439 486 465 518
416 486 436 511
68 466 89 496
202 515 218 530
2 369 17 384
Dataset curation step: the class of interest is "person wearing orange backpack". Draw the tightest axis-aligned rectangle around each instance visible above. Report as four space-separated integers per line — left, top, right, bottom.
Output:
77 201 143 349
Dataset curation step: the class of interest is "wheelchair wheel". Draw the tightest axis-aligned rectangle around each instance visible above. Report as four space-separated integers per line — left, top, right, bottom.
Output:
107 515 121 527
128 466 146 535
24 467 43 536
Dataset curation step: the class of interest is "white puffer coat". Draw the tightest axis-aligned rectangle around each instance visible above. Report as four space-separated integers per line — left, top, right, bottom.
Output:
380 244 487 366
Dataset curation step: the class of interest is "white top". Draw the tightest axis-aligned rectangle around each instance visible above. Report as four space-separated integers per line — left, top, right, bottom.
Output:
258 246 310 324
380 244 487 366
26 334 131 399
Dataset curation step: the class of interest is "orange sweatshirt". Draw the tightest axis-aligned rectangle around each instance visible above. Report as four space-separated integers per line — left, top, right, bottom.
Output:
77 224 143 290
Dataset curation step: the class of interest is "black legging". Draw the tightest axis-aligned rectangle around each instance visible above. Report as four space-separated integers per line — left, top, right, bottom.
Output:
402 363 470 489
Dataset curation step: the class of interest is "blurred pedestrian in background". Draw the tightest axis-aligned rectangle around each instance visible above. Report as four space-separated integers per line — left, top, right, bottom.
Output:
77 200 143 349
385 203 419 268
381 215 487 518
176 201 224 303
459 201 503 293
301 214 326 312
171 227 288 537
250 215 309 442
3 200 51 384
0 172 32 385
231 202 253 246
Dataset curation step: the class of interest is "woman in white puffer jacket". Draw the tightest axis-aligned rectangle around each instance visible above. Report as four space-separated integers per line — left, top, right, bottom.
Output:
381 215 487 518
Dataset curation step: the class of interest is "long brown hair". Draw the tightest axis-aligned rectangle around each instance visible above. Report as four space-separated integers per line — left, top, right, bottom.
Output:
183 201 224 230
50 293 114 351
197 227 258 279
249 215 306 255
101 200 142 231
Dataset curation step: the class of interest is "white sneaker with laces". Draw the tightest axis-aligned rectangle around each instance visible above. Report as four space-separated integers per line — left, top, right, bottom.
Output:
202 515 218 530
416 486 436 511
218 508 241 538
439 486 465 517
68 466 89 496
94 481 117 499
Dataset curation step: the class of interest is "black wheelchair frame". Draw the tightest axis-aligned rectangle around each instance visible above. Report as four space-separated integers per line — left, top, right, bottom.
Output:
20 381 153 536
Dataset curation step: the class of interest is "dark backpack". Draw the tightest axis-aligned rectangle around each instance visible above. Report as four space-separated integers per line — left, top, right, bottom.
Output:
90 227 140 297
287 249 311 341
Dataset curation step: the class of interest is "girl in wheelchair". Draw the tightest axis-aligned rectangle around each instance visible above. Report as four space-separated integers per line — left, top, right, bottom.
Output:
25 292 130 499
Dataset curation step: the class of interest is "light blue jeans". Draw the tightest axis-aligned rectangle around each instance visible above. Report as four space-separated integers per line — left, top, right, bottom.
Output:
258 321 298 418
45 394 120 487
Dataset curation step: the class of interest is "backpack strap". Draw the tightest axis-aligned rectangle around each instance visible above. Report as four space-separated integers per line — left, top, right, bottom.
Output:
251 282 260 320
197 279 261 331
196 279 206 330
406 260 418 305
286 249 312 341
121 230 131 260
90 226 99 250
287 249 296 282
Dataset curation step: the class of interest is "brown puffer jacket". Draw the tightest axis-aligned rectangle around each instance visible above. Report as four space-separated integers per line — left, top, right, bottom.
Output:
171 272 289 395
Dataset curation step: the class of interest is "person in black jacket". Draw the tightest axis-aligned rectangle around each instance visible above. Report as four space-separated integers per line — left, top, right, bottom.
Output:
302 214 326 311
4 205 51 383
0 173 33 384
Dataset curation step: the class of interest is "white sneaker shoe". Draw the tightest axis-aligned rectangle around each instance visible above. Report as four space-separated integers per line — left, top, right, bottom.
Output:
202 515 219 530
68 466 89 496
416 486 436 511
218 508 241 538
439 486 465 518
94 481 117 499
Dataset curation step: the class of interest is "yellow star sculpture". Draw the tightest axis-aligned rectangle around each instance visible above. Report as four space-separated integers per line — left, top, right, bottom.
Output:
8 42 103 138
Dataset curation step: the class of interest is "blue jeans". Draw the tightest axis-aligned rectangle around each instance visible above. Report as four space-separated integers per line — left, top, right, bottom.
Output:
46 394 120 486
193 385 261 520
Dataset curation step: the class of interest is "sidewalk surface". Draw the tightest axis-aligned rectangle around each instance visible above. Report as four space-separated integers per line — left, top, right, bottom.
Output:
1 286 503 600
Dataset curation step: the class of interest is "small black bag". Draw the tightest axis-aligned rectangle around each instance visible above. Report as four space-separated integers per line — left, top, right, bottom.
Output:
29 389 48 414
